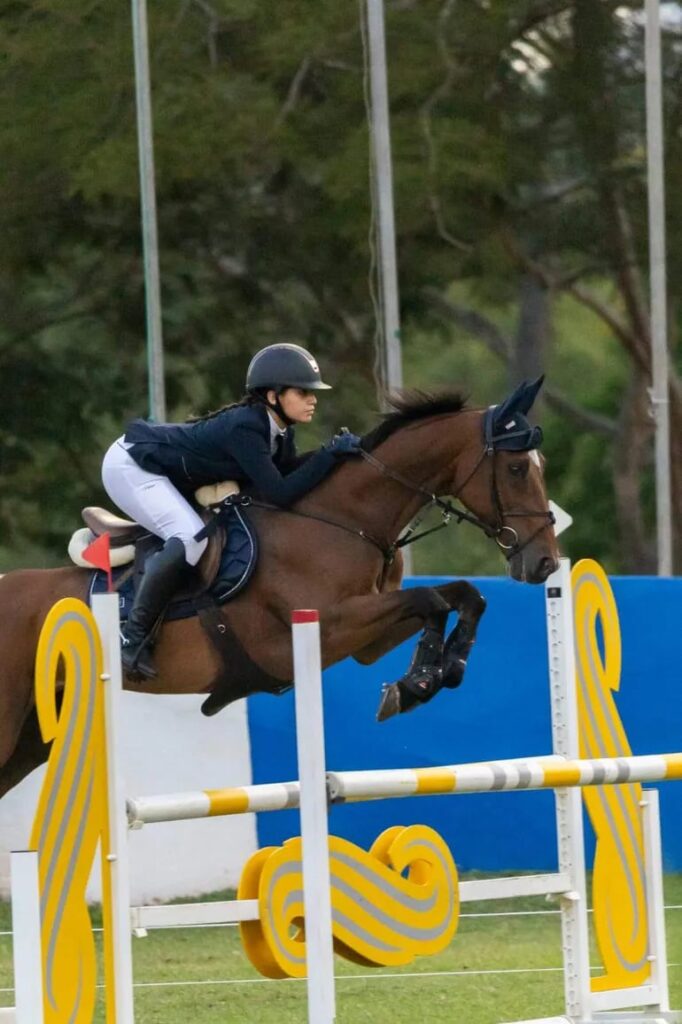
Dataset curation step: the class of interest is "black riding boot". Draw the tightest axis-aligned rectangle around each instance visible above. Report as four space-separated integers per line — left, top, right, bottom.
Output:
121 538 189 679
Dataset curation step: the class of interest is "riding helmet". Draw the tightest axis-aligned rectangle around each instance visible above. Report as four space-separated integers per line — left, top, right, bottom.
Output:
246 344 332 392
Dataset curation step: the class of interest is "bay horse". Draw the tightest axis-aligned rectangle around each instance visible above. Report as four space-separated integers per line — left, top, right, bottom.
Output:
0 380 559 799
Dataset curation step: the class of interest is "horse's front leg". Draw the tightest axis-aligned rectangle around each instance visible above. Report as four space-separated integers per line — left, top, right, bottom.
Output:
324 581 485 721
374 581 486 720
440 583 487 690
322 585 451 663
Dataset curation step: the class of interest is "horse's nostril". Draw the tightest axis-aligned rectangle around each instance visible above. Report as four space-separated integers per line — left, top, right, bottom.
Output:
538 556 558 579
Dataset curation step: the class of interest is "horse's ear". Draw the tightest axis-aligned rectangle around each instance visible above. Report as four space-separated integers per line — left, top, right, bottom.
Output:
516 375 544 414
493 375 544 426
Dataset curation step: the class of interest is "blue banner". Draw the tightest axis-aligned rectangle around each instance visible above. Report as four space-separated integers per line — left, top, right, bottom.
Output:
248 576 682 871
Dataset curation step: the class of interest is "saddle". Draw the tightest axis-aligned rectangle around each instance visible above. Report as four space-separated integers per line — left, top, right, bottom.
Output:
68 480 259 605
65 482 277 717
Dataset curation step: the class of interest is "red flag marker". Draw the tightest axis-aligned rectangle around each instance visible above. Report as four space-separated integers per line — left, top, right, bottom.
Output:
82 532 113 593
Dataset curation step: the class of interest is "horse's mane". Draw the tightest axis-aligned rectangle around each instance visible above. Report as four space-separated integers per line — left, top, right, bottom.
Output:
362 389 469 452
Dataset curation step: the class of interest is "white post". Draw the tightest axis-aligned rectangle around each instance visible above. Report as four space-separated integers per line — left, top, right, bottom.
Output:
9 850 44 1023
641 789 670 1011
92 594 135 1023
292 611 336 1024
544 559 592 1020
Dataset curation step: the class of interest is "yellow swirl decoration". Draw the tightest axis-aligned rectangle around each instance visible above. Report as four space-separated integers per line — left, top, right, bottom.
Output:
239 824 459 978
572 559 649 992
29 598 113 1024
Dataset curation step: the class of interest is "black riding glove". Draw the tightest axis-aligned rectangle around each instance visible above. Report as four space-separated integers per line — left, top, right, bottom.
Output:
324 431 363 457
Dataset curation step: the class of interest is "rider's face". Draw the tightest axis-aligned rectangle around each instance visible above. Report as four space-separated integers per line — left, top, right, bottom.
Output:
269 387 318 425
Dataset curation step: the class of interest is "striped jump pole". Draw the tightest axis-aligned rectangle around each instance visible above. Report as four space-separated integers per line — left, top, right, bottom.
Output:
126 752 682 826
327 751 682 803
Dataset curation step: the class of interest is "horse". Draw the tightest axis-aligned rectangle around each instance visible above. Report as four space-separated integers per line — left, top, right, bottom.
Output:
0 379 559 799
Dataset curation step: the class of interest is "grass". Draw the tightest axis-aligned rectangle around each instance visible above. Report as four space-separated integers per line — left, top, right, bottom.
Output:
1 876 680 1023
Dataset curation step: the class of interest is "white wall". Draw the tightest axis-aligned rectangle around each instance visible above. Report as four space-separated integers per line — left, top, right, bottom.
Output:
0 692 257 904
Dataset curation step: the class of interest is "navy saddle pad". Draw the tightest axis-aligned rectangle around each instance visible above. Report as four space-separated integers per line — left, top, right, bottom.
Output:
89 504 258 623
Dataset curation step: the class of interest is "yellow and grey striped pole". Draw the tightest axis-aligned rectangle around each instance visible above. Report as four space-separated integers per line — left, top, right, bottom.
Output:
126 752 682 826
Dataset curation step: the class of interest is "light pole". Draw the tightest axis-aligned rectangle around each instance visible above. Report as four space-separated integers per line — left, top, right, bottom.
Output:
366 0 413 574
645 0 672 574
131 0 166 422
366 0 403 397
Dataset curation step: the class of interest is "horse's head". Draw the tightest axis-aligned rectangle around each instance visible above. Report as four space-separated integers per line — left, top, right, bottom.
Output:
452 378 559 584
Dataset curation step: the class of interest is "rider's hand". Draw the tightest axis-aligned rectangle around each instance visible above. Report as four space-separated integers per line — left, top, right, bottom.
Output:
324 430 363 457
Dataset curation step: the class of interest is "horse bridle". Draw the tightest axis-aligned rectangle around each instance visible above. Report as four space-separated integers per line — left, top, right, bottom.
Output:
218 409 555 566
356 425 554 563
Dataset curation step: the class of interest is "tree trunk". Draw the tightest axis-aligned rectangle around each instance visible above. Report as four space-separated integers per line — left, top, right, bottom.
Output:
512 274 549 388
611 368 656 573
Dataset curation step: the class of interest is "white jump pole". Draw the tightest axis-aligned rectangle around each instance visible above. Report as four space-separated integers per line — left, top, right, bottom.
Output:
544 558 591 1021
292 610 336 1024
93 593 136 1023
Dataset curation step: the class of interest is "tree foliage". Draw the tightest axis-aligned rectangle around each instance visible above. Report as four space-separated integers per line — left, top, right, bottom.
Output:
0 0 680 572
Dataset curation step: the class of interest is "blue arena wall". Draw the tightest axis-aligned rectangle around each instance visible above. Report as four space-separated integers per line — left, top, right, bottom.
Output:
247 575 682 871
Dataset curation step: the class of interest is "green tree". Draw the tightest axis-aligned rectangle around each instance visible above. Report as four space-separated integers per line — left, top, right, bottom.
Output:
0 0 679 573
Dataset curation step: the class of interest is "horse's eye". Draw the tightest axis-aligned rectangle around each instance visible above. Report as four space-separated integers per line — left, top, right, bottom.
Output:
509 462 527 478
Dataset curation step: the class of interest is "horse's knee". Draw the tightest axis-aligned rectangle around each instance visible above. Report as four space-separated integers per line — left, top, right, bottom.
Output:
437 581 486 619
470 589 486 618
408 587 450 620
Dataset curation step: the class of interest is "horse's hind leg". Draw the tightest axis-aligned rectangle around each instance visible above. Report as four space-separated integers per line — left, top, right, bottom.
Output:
0 677 37 797
0 707 50 800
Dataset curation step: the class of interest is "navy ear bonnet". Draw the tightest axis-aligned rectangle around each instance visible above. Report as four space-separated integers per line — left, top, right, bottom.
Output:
483 376 544 452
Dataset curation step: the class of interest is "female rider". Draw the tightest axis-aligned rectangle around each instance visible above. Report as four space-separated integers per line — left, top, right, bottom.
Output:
101 343 361 679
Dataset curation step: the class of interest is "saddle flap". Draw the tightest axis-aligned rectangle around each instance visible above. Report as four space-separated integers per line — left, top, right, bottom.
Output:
196 518 225 590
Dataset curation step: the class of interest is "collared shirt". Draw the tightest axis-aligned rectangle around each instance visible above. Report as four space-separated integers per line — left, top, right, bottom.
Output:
267 411 287 455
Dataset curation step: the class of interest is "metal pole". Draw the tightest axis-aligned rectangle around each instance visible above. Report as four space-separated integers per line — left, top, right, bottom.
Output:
131 0 166 422
645 0 672 575
366 0 403 395
366 0 412 573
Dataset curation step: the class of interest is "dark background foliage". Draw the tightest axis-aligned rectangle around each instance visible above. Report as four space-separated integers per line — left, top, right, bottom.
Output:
1 0 680 573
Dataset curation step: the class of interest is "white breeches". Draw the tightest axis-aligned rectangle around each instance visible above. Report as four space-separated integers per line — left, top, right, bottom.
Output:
101 438 208 567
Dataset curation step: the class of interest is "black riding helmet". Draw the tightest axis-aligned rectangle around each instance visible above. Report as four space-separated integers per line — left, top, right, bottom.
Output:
246 344 332 392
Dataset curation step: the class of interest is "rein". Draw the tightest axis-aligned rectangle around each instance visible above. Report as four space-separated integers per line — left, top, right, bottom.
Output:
215 436 554 567
355 446 554 562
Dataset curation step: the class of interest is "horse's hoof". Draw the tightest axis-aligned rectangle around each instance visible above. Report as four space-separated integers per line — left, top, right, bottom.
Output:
376 683 402 722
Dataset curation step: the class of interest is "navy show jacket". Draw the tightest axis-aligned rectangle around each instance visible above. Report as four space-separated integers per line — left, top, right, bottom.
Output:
124 402 337 506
